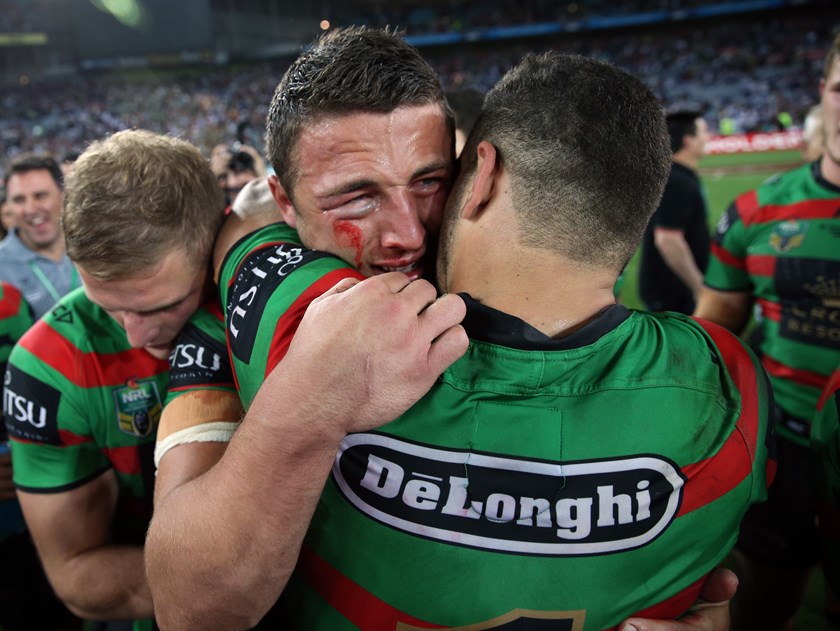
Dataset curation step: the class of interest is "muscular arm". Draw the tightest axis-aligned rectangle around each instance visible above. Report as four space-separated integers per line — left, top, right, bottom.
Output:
654 228 705 299
146 274 468 630
19 471 153 620
694 287 753 334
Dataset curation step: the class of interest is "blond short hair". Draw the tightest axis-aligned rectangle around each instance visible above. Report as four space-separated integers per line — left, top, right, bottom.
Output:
63 130 224 280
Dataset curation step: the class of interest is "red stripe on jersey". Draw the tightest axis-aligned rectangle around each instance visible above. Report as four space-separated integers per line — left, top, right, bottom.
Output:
18 322 167 388
0 283 23 318
710 243 746 271
264 268 365 377
741 197 840 228
677 319 765 511
734 189 760 223
763 355 828 390
103 445 142 475
756 299 781 322
818 369 840 411
204 300 224 321
744 254 776 277
298 545 444 630
58 429 94 446
604 574 707 630
167 382 235 393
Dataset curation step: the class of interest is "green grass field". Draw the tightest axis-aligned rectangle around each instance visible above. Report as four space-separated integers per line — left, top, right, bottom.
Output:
618 149 805 310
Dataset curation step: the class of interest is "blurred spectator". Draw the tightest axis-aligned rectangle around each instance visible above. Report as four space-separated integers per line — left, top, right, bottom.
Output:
225 144 265 205
639 111 711 314
0 155 78 319
60 150 81 179
0 191 14 239
802 103 824 161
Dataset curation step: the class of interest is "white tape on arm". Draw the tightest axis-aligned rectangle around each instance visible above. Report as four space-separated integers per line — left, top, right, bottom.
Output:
154 421 239 469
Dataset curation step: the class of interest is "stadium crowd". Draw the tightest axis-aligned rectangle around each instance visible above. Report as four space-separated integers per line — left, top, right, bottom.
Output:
0 9 833 181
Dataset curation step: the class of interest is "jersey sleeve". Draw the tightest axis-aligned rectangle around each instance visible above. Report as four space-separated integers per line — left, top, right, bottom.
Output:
158 300 241 448
221 227 365 408
704 196 754 292
693 316 776 503
3 322 110 492
165 301 235 404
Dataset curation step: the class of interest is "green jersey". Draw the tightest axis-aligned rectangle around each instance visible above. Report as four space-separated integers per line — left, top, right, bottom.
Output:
704 161 840 444
2 287 165 631
219 226 773 628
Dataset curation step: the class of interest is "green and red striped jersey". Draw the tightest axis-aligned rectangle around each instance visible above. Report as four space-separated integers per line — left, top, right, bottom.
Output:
1 282 32 390
219 222 363 408
2 287 165 544
704 162 840 444
219 224 773 628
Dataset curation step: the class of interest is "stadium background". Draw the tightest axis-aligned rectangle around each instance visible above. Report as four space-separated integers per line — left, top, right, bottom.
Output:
1 0 839 628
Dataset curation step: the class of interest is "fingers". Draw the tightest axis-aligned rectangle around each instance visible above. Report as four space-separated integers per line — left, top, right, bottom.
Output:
329 277 362 295
698 567 738 604
427 324 469 376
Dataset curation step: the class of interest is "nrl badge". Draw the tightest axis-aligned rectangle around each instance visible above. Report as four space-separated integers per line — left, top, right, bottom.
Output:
769 220 808 254
113 378 162 437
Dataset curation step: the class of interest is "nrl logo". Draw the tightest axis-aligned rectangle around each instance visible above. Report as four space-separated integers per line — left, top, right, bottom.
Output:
333 434 684 556
769 220 807 254
113 378 161 437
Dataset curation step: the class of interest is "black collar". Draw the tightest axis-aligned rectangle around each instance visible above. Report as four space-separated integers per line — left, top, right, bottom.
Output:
459 293 630 351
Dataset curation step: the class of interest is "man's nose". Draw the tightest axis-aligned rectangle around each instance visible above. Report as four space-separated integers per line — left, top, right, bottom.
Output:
122 312 160 348
380 190 425 251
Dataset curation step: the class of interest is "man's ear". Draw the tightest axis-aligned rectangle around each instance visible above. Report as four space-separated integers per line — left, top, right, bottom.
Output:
461 141 498 221
267 175 297 228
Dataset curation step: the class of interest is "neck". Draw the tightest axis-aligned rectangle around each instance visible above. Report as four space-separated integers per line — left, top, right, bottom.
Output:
450 249 617 339
21 233 65 263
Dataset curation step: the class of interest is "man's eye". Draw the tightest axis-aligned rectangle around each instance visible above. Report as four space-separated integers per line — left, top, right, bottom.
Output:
415 178 443 193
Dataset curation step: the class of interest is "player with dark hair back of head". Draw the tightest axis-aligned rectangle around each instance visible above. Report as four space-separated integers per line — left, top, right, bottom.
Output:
696 32 840 631
0 154 78 319
639 110 710 314
147 34 769 630
3 130 225 631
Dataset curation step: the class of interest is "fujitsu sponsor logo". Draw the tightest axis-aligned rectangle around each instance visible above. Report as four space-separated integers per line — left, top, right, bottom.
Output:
226 243 327 364
228 244 305 341
3 366 61 444
333 434 684 555
4 383 47 428
169 343 222 373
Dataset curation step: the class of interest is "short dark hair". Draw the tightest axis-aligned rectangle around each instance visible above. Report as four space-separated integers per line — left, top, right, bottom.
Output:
665 111 703 154
7 154 63 190
265 26 454 195
460 52 670 271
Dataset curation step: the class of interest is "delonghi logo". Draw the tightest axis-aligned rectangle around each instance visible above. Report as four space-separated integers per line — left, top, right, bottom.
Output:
333 434 684 556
